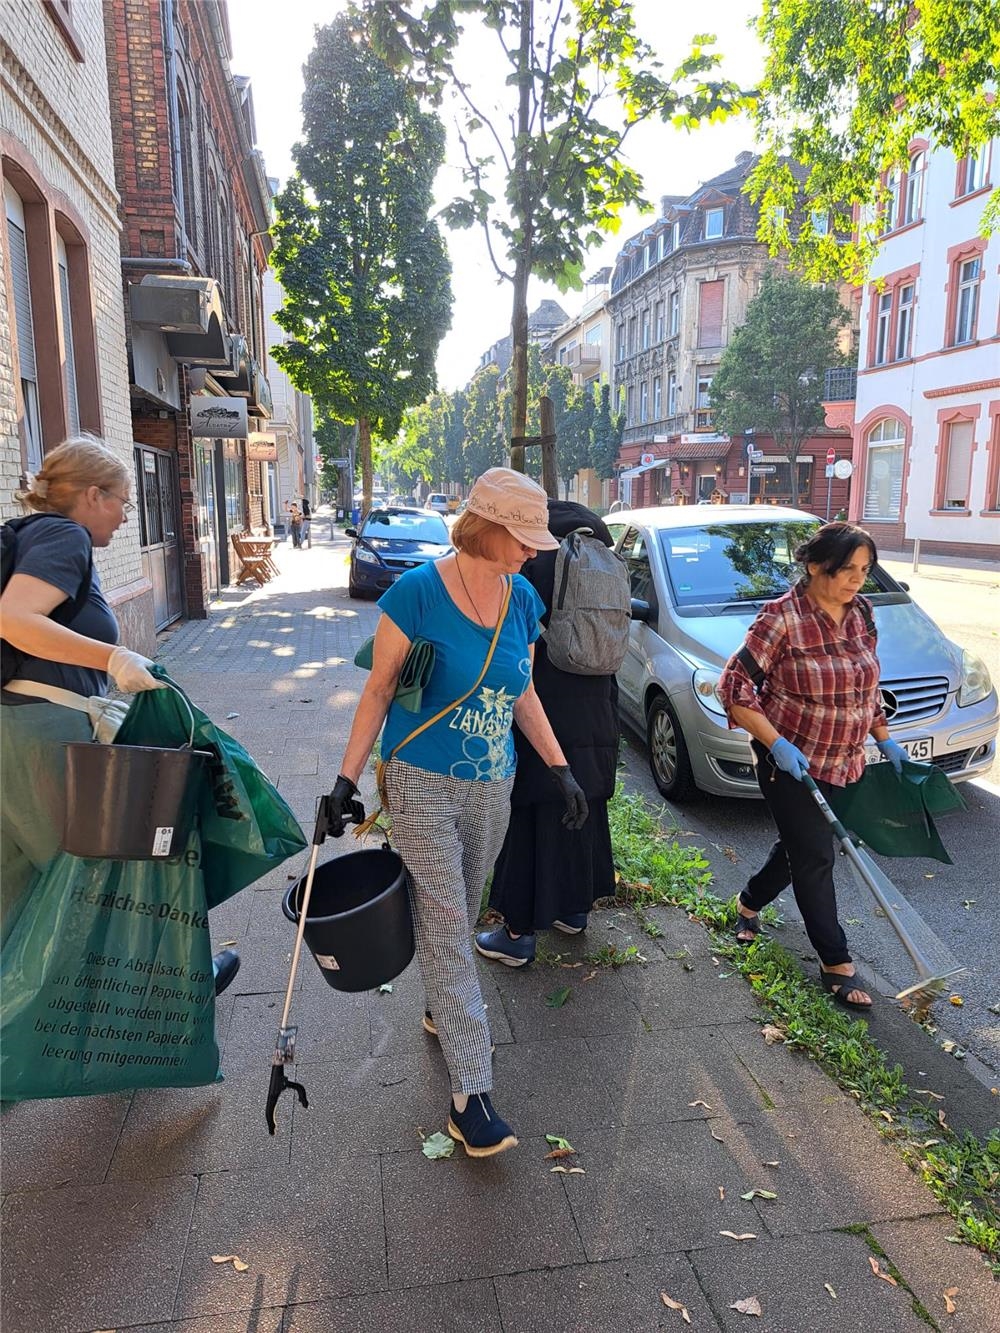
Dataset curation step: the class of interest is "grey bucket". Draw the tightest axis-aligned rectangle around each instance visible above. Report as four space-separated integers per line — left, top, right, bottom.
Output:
282 846 414 992
62 741 209 860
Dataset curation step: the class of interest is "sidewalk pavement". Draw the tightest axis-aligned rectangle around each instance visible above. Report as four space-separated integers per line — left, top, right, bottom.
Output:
879 549 999 588
2 529 998 1333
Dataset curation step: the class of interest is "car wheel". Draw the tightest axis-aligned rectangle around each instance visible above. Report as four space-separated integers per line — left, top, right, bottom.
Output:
348 577 364 599
646 693 696 801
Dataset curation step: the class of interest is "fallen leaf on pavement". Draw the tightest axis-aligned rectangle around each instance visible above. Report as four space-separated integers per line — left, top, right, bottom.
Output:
763 1160 780 1168
218 939 237 949
868 1257 898 1286
420 1132 455 1160
824 1283 837 1299
682 962 695 972
377 983 393 993
949 995 963 1006
545 985 571 1008
760 1024 786 1045
943 1287 958 1314
660 1291 692 1323
225 712 239 720
938 1110 949 1128
550 1165 586 1174
560 961 583 968
740 1189 777 1200
711 956 720 966
723 845 738 863
718 1186 725 1200
545 1147 576 1159
914 1088 944 1100
688 1100 713 1109
545 1134 574 1152
211 1255 249 1271
583 970 598 982
709 1127 724 1142
879 1110 894 1122
729 1296 763 1316
961 900 975 909
720 1231 757 1241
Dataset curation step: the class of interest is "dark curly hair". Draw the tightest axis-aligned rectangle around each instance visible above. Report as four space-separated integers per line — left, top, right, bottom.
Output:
794 522 877 586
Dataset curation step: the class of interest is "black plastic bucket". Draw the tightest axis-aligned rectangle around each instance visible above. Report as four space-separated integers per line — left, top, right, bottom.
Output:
62 742 209 861
282 846 414 992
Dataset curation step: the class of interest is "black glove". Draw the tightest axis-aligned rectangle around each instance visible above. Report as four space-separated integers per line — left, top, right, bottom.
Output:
549 765 589 830
322 775 365 838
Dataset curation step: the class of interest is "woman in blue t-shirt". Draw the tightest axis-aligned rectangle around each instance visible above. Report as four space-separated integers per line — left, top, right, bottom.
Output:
326 468 588 1158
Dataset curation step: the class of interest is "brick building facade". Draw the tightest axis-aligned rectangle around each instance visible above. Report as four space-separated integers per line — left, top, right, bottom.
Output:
1 0 155 652
104 0 273 624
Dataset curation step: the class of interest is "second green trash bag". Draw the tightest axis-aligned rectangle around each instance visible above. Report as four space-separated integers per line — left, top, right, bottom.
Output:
114 669 307 908
826 759 966 864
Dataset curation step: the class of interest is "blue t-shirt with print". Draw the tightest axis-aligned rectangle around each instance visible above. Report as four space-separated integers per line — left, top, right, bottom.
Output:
377 562 545 782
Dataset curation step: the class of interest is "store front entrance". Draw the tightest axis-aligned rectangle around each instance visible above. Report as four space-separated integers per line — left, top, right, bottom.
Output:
134 445 183 629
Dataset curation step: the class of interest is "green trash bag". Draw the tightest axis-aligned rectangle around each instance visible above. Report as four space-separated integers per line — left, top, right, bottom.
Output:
826 759 966 864
0 831 219 1101
114 670 307 908
354 635 435 713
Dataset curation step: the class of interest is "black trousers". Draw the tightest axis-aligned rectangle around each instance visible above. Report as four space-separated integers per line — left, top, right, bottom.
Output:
741 740 851 966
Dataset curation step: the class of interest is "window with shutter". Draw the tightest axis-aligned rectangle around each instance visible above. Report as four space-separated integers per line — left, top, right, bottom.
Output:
942 420 974 509
58 244 80 435
5 199 43 470
697 279 724 348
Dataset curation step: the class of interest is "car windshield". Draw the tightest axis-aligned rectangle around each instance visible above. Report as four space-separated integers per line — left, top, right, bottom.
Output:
656 520 896 609
361 509 450 544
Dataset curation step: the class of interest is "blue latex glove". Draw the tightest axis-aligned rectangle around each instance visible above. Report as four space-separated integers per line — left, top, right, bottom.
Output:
876 738 907 774
770 737 810 781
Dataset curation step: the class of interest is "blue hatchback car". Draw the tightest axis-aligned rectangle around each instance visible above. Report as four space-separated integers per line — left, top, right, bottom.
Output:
347 507 452 599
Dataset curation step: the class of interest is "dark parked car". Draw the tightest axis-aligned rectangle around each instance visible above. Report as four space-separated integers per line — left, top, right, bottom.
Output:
346 507 452 599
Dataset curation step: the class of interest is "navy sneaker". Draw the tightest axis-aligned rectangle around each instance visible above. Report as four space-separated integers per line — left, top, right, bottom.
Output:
212 949 240 996
474 926 535 967
552 913 588 935
447 1093 518 1157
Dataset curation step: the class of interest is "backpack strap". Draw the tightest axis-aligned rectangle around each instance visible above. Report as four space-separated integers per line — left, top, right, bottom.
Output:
856 595 876 639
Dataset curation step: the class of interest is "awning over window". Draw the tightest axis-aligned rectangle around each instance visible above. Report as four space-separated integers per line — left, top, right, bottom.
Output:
670 441 731 461
618 458 669 479
129 275 229 365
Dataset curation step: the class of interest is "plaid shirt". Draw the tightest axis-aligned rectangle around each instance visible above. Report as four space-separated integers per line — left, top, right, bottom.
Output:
718 584 887 787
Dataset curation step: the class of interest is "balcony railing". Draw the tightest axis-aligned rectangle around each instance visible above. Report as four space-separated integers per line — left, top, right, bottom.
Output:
824 367 857 401
567 344 601 369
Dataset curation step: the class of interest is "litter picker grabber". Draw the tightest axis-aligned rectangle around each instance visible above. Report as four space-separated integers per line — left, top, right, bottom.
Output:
803 774 965 1008
265 789 364 1135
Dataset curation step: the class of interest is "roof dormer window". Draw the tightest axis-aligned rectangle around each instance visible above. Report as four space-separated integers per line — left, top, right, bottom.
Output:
704 207 724 240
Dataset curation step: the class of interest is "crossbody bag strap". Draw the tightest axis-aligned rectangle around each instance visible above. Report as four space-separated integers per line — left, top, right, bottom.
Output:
353 577 514 839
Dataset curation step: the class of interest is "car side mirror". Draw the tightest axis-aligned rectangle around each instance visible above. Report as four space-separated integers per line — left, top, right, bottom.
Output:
345 527 358 538
630 598 653 623
897 581 909 592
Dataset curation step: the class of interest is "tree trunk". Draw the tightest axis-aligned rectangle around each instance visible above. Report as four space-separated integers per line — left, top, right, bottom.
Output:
508 0 533 474
359 415 373 513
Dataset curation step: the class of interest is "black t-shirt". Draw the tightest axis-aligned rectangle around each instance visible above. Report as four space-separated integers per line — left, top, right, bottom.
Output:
5 516 118 697
301 498 311 519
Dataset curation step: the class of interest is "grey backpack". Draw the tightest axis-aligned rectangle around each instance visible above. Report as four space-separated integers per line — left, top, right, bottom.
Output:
543 529 632 675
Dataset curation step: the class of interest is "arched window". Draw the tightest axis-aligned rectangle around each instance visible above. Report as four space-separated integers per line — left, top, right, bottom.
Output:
882 170 901 233
176 83 198 250
904 150 926 224
863 417 905 521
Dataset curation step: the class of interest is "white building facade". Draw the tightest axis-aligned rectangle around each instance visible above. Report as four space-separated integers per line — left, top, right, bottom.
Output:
848 136 1000 559
263 268 315 528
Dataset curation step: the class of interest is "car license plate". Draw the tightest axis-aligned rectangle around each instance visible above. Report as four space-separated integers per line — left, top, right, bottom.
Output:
865 736 933 764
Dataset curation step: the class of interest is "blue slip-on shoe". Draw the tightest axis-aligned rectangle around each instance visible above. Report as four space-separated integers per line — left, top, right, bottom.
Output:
474 926 535 967
212 949 240 996
552 913 588 935
447 1093 518 1157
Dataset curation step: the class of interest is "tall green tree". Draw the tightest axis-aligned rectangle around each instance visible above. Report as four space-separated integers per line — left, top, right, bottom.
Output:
748 0 1000 282
589 383 625 482
708 272 850 509
462 365 505 482
541 363 594 498
270 10 452 513
368 0 748 477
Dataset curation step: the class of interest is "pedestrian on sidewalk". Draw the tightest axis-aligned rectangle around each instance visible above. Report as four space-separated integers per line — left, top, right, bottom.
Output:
288 503 303 549
300 496 311 548
718 521 905 1011
0 434 239 992
325 468 588 1158
477 499 619 965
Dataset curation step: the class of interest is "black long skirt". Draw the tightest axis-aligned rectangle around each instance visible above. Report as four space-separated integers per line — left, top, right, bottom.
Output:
488 797 615 934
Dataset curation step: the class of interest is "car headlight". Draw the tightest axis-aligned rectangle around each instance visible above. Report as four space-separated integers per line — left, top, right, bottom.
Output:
354 546 379 565
693 667 727 717
958 649 993 707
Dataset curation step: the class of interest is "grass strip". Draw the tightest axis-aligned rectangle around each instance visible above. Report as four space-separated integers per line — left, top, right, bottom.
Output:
607 783 1000 1272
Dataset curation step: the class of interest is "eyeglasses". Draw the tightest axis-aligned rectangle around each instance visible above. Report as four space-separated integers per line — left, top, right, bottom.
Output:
101 488 135 514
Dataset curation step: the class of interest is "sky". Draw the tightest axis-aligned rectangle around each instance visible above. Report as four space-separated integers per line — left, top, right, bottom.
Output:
228 0 765 392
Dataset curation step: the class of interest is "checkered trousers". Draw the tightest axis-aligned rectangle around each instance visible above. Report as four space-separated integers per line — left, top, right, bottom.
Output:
384 757 514 1095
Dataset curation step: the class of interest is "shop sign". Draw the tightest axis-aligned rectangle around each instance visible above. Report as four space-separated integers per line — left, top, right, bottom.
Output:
190 396 248 439
680 432 730 445
246 431 278 461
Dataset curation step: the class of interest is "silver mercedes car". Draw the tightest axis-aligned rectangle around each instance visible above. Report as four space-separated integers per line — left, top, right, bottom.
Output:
604 506 998 801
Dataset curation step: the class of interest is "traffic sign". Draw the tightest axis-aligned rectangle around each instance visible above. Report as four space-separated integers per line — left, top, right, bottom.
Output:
750 465 776 475
329 457 350 467
826 447 836 465
833 459 854 480
750 450 765 463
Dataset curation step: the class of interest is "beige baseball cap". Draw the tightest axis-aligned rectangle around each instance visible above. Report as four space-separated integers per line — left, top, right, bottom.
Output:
465 467 560 550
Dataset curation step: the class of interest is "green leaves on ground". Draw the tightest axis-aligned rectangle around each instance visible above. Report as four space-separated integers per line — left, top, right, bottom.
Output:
545 985 572 1009
421 1131 456 1160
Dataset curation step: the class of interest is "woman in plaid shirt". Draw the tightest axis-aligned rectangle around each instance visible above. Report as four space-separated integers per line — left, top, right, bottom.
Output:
718 523 907 1010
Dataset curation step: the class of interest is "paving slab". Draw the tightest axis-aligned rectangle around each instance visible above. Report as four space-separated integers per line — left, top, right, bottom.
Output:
94 1312 284 1333
586 1025 783 1128
554 1119 785 1261
289 1052 446 1158
366 954 514 1053
106 1069 292 1180
0 1089 132 1190
281 1278 502 1331
492 960 644 1041
173 1158 386 1318
719 1019 848 1110
229 932 304 997
227 987 371 1070
380 1142 586 1287
493 1253 724 1332
619 958 762 1029
873 1215 1000 1331
209 891 255 943
489 1038 620 1138
689 1231 932 1332
0 1175 197 1333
